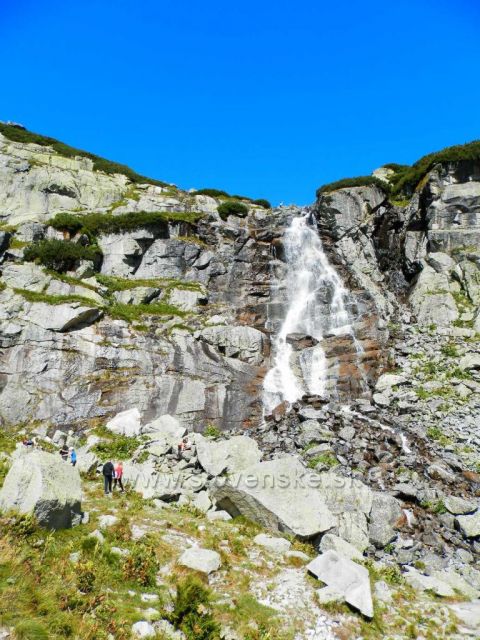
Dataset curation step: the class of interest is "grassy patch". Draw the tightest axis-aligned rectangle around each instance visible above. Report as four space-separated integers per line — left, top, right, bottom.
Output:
13 288 100 307
109 301 186 322
307 453 338 469
91 431 140 461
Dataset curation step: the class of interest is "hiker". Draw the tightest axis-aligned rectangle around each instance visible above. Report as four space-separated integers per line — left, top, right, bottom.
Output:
69 447 77 467
22 438 34 447
59 444 69 461
113 461 124 493
177 435 191 460
102 460 114 495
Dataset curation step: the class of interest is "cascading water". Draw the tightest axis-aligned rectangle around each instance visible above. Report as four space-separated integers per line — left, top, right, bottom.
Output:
263 211 364 414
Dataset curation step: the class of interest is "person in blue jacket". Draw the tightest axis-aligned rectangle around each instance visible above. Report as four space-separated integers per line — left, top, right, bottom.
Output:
69 447 77 467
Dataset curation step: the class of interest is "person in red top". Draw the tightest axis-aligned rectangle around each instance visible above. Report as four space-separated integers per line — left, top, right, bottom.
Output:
113 461 124 493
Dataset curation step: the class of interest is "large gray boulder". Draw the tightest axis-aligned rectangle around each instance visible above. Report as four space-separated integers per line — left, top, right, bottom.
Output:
178 547 221 574
141 414 186 453
368 492 402 548
307 550 373 618
195 434 262 477
106 408 142 437
0 449 82 529
211 457 335 538
409 264 458 326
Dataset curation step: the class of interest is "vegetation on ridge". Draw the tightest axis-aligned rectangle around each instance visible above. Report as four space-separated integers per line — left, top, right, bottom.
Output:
316 175 390 197
217 200 249 220
0 123 169 187
49 210 203 239
24 239 102 273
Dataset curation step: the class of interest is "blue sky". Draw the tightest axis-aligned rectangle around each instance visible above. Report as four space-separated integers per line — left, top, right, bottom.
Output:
1 0 479 205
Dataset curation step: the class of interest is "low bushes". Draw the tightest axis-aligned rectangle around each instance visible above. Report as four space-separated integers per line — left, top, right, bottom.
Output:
0 123 168 187
49 210 202 239
168 575 220 640
316 176 390 197
217 200 249 220
23 239 101 273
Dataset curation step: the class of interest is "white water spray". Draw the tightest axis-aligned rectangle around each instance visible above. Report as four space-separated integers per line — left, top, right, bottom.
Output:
263 212 355 413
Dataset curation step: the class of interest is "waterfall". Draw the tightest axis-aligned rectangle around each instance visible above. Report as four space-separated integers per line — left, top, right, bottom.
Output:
263 211 362 414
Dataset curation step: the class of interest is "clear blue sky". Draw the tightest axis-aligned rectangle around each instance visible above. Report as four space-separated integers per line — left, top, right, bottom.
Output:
1 0 479 205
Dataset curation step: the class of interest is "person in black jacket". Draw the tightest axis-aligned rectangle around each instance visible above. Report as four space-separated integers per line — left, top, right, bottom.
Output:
102 461 114 495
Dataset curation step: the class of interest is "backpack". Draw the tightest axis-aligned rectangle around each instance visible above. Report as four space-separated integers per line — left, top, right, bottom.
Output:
103 462 114 476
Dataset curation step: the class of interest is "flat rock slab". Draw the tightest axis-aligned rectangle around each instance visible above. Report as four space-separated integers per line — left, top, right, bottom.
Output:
444 496 478 515
211 457 335 539
404 567 455 597
195 434 262 477
178 547 221 574
253 533 292 554
307 550 373 618
0 449 82 529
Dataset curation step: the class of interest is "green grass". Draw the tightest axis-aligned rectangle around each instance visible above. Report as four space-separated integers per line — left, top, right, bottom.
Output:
307 453 338 469
108 301 186 322
13 288 100 308
91 426 141 460
49 210 204 239
24 239 102 273
96 274 203 293
0 122 169 187
316 175 390 197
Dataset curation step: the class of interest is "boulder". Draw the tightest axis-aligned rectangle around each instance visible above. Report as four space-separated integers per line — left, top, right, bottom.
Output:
106 408 142 437
409 264 458 326
206 510 232 522
459 353 480 371
404 567 455 597
1 262 51 292
178 547 221 574
0 449 82 529
132 621 156 638
211 457 335 539
368 493 402 548
113 287 160 305
141 414 186 453
307 550 374 618
457 511 480 538
253 533 292 554
444 496 478 515
319 533 363 561
168 288 207 311
195 434 262 477
374 374 406 393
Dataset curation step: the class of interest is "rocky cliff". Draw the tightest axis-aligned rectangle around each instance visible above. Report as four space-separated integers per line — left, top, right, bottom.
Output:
1 125 480 637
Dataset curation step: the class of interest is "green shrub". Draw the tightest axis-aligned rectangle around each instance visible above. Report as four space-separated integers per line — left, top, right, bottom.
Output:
316 175 390 197
23 239 101 273
92 429 139 460
391 139 480 196
168 575 220 640
0 123 168 187
193 188 230 198
76 560 96 593
49 210 202 239
123 543 159 586
14 620 49 640
203 424 222 439
217 200 249 220
252 198 271 209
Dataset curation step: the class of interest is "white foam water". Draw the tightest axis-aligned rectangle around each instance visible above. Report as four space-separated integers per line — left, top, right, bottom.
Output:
263 212 355 414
